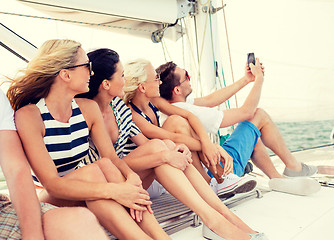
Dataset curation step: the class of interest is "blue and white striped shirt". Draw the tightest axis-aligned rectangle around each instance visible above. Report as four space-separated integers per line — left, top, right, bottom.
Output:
82 97 141 164
33 98 89 184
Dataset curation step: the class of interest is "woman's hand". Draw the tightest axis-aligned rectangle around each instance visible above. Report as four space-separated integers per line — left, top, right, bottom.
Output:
126 171 142 187
201 141 220 174
130 203 154 223
215 145 233 175
174 143 192 159
125 172 155 222
109 182 151 211
164 149 192 171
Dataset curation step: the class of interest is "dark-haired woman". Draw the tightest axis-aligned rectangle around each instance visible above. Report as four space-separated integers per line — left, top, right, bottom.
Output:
78 48 264 240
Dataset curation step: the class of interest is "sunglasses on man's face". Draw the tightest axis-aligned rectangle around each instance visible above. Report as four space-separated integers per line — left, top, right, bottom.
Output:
178 70 191 85
64 62 93 75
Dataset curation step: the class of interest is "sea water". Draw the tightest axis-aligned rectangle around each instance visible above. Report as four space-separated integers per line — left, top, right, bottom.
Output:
276 119 334 152
1 120 334 190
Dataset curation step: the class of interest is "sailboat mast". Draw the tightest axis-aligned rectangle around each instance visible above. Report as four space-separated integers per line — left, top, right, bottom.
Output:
183 0 224 98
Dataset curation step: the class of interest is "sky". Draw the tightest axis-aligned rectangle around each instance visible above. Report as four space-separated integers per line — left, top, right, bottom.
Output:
1 0 334 122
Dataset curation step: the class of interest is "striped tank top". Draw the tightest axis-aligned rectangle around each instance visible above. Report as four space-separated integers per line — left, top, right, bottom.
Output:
33 98 89 184
82 97 141 164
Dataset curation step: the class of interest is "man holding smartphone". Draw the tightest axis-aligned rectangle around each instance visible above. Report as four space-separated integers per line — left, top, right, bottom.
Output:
155 57 320 196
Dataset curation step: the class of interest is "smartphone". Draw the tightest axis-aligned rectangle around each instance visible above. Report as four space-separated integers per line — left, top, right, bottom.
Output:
247 52 255 70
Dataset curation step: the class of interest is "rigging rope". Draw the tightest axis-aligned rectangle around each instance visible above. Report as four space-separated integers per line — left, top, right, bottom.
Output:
180 19 186 67
221 0 238 107
191 0 213 97
193 16 203 97
181 18 198 71
208 5 234 133
160 41 168 62
180 18 203 96
161 38 172 62
208 6 232 112
199 0 211 6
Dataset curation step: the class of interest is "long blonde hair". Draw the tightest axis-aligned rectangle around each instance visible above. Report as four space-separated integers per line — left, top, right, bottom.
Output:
123 58 151 104
7 39 81 111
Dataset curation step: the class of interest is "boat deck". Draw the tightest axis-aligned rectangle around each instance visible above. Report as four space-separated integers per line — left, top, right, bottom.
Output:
171 144 334 240
151 187 263 235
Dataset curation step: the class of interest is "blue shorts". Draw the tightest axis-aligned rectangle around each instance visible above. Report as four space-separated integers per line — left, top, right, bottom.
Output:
209 121 261 177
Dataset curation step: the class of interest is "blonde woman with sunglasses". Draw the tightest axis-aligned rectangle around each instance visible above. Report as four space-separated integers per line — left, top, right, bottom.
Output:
7 39 170 240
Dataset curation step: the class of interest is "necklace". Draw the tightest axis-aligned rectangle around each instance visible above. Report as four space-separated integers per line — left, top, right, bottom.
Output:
110 102 121 148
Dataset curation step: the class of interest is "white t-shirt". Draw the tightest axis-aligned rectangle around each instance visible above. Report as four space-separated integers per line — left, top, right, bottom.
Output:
171 98 224 134
0 90 16 131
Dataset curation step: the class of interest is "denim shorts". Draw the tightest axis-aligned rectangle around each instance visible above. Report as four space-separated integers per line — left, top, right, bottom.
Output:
220 121 261 177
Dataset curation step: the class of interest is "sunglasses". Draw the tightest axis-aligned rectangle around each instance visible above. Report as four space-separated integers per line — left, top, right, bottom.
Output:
64 62 93 75
178 70 191 85
145 74 161 84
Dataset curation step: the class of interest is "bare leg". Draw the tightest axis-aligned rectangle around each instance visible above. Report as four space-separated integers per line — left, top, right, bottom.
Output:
162 115 212 182
124 139 169 188
96 158 169 240
198 151 226 184
154 164 253 240
250 108 302 171
39 160 154 240
182 164 255 234
192 151 212 183
250 139 283 179
43 207 109 240
123 133 254 239
137 211 171 240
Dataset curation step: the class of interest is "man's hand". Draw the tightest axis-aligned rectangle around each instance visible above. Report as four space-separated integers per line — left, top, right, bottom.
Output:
249 58 264 80
245 58 264 82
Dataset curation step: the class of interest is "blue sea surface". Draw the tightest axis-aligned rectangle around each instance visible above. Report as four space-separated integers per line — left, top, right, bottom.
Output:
1 120 334 190
275 119 334 152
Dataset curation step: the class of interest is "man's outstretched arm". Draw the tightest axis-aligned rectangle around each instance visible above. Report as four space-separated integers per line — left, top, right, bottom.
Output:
193 61 264 108
219 59 264 128
193 76 250 107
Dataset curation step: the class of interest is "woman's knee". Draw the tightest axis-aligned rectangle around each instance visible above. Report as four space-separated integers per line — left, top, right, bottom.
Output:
162 139 176 150
95 157 124 181
74 163 107 183
147 139 170 152
164 115 191 133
